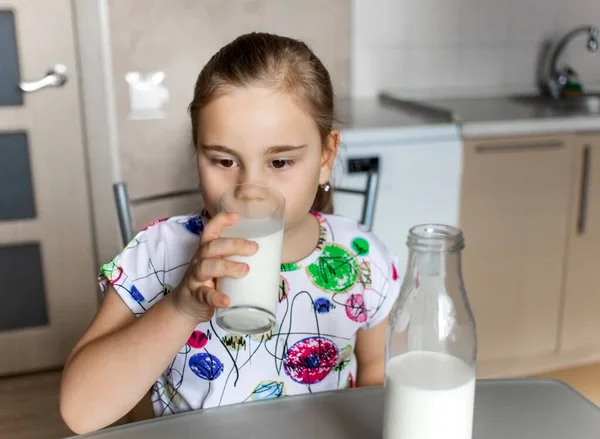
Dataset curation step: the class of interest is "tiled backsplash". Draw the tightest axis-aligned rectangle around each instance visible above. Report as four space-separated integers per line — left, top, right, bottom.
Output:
352 0 600 97
107 0 350 199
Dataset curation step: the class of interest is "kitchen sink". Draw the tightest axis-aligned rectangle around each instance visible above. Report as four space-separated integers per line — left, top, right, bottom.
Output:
510 93 600 115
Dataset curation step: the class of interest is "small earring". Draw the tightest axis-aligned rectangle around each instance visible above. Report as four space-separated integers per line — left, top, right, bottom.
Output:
321 182 331 192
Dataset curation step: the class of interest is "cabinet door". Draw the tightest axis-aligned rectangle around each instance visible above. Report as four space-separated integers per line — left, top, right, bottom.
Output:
560 134 600 353
459 135 574 364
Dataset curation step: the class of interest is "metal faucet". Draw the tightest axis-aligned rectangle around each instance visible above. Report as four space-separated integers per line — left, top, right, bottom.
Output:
544 25 598 99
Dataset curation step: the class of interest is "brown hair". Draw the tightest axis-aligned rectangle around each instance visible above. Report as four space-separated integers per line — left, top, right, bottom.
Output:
188 32 335 213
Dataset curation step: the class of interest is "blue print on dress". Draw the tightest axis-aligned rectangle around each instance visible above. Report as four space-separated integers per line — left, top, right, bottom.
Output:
189 352 224 381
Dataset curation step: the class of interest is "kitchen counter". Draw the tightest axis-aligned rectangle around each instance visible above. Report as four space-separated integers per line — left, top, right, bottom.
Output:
69 379 600 439
335 97 459 144
381 90 600 138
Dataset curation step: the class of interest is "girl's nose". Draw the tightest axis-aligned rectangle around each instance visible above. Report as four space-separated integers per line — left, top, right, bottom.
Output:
234 183 267 202
237 167 268 191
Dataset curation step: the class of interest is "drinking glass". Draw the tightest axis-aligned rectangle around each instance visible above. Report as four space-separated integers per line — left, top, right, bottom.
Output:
215 183 285 334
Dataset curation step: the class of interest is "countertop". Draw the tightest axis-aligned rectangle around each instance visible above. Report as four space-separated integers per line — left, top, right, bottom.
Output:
70 379 600 439
381 89 600 138
334 97 460 144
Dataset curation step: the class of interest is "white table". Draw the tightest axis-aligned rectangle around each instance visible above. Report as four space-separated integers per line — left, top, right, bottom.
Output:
70 379 600 438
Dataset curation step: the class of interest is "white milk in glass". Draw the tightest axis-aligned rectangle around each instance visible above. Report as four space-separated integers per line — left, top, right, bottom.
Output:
383 351 475 439
217 217 283 332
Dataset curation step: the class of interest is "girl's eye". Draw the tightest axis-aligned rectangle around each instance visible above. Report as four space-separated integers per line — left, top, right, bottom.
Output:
217 159 237 168
271 159 293 169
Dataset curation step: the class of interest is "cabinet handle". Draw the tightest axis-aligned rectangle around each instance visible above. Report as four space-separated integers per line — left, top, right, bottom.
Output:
577 146 591 235
475 140 564 154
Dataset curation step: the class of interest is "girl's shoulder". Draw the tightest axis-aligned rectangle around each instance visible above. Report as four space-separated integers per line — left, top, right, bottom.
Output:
310 211 401 329
110 213 204 265
312 211 395 262
98 213 203 315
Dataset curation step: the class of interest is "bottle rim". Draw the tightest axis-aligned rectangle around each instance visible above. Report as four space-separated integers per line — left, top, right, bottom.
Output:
407 224 465 252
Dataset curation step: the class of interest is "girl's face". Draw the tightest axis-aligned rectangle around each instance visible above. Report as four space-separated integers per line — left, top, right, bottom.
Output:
196 86 338 231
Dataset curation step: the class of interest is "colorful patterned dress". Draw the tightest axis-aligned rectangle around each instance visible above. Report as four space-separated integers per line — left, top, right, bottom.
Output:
99 211 400 416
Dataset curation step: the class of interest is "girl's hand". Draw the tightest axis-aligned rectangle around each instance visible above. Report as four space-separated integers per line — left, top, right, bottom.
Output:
171 212 258 322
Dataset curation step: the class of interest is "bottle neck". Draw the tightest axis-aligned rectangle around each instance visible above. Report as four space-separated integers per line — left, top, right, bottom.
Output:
406 224 464 282
395 225 475 364
407 248 462 282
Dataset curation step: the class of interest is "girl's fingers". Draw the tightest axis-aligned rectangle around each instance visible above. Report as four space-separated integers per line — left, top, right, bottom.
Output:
199 212 239 245
199 237 258 259
191 258 249 282
194 286 230 309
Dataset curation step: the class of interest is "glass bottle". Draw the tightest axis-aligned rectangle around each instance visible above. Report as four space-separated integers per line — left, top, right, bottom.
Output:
383 224 477 439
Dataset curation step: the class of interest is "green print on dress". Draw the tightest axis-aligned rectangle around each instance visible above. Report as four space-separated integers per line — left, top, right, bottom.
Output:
351 237 370 256
281 262 300 272
99 260 121 283
334 344 353 371
306 244 359 293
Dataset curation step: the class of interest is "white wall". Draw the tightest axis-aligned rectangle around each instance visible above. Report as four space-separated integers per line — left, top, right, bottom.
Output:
352 0 600 98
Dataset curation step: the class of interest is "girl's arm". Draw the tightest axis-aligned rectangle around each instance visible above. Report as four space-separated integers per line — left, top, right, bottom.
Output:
354 319 388 387
59 286 199 434
60 212 253 434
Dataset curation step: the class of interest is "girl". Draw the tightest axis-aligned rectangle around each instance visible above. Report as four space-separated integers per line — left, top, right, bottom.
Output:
59 32 400 434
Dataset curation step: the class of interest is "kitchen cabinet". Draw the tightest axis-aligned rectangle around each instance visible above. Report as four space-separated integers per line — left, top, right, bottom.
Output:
560 134 600 353
459 135 575 365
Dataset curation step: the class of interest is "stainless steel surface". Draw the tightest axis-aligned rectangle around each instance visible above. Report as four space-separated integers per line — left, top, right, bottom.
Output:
578 146 592 235
475 140 565 154
113 183 135 246
113 183 202 245
69 379 600 439
18 64 68 92
133 187 201 204
334 97 449 130
379 92 455 122
511 93 600 116
378 93 454 123
544 25 599 99
362 170 379 229
336 156 380 229
380 91 600 128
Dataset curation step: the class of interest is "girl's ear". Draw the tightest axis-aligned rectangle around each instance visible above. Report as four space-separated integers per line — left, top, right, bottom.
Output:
319 130 341 185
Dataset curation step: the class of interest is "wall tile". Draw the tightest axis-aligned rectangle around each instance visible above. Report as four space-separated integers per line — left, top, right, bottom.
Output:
403 0 460 47
404 48 459 88
457 0 510 46
504 44 545 89
456 48 507 88
351 47 406 97
506 0 559 44
352 0 600 97
555 0 599 31
353 0 406 47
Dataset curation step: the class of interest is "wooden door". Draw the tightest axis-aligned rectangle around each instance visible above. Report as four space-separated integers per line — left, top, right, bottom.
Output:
459 135 574 365
0 0 98 375
560 134 600 353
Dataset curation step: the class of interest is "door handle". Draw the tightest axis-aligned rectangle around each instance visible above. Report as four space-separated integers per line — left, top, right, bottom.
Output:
577 146 591 235
475 140 564 153
19 64 68 92
335 157 380 230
